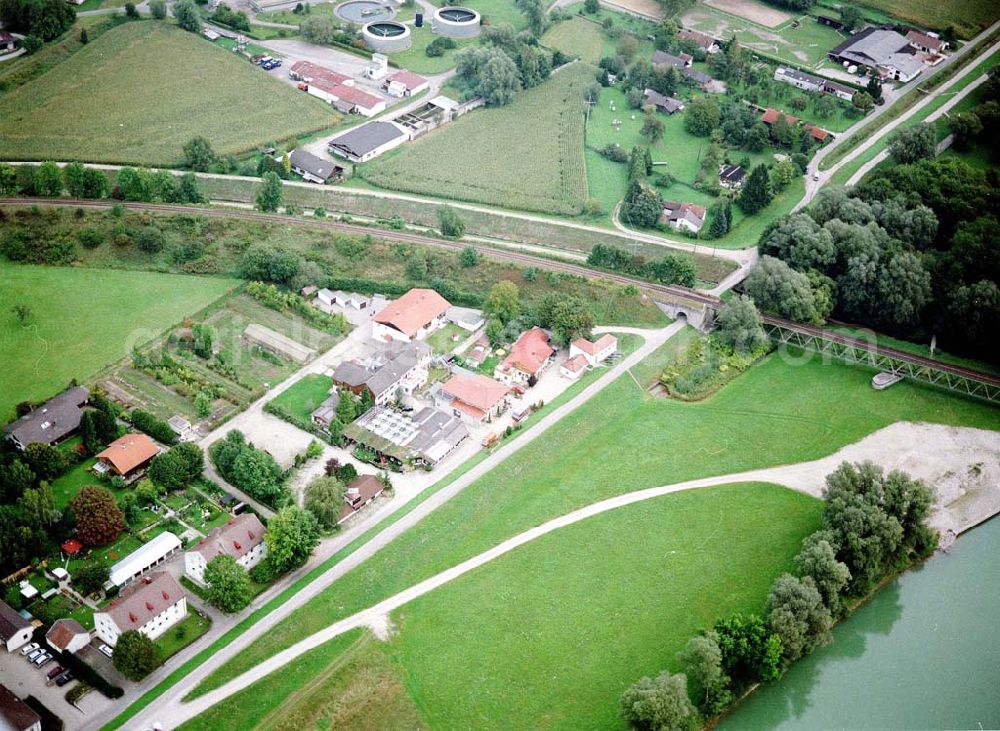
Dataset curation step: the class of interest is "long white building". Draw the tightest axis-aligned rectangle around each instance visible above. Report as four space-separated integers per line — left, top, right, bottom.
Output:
106 531 182 590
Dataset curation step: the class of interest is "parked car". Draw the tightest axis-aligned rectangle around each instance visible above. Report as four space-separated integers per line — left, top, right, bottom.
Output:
55 671 76 687
27 649 43 662
20 642 39 656
99 644 114 659
34 653 53 667
46 665 65 680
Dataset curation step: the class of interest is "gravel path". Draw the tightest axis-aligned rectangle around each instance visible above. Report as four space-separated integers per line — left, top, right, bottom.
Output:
144 421 1000 729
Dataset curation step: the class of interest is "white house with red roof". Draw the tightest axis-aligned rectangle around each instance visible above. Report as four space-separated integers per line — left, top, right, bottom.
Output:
383 70 429 98
569 334 618 367
184 514 267 586
372 288 451 342
434 373 511 424
494 327 554 386
93 572 187 646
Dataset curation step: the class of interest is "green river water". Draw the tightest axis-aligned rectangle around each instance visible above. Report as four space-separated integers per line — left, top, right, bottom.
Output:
722 517 1000 730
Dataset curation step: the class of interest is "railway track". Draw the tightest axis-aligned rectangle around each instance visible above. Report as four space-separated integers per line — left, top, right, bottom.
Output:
4 197 998 389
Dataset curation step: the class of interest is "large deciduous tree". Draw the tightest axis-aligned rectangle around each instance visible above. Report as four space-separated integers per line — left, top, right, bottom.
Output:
620 671 698 731
745 256 821 324
713 295 767 355
264 506 319 575
887 123 935 165
255 171 283 213
765 574 833 664
676 631 732 716
204 554 253 612
69 485 125 546
303 476 345 530
112 630 161 680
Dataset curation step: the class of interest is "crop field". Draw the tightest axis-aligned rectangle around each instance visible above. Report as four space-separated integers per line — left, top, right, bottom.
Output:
853 0 1000 38
361 63 592 215
0 21 339 165
683 3 849 69
193 341 1000 698
542 16 606 64
0 262 235 422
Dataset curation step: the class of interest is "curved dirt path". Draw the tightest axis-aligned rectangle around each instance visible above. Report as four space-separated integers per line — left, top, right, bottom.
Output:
145 421 1000 729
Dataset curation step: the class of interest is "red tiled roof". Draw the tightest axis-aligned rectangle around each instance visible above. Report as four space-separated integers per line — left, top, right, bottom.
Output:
501 327 553 376
442 373 511 414
761 108 797 125
679 29 715 49
373 288 451 338
62 539 83 555
388 70 427 89
312 80 383 109
290 60 351 85
338 475 384 522
571 334 617 356
104 572 184 632
805 124 829 141
562 354 588 373
96 433 159 475
192 513 266 561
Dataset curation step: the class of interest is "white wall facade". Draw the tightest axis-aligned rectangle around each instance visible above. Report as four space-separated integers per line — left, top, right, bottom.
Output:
184 542 267 587
4 625 33 652
94 596 188 647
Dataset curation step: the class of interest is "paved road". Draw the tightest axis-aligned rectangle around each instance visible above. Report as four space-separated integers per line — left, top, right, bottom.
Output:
800 20 1000 210
143 420 1000 728
844 69 994 186
121 321 682 731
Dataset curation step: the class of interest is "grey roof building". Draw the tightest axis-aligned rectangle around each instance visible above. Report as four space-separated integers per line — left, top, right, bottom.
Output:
0 600 32 653
343 405 469 467
327 121 409 163
643 88 684 114
828 26 925 81
289 148 343 184
332 341 431 405
3 386 89 450
774 66 825 92
0 684 41 731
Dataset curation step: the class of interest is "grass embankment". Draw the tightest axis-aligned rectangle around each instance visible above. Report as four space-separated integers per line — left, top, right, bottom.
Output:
180 482 822 729
361 63 592 216
0 261 235 421
0 22 338 165
191 341 1000 699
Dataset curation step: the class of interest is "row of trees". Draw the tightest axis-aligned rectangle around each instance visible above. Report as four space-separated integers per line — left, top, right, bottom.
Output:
587 243 696 287
620 462 934 731
0 161 205 205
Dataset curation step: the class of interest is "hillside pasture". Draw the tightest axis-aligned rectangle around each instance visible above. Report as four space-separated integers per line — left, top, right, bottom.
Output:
0 22 339 165
0 262 235 421
361 63 592 215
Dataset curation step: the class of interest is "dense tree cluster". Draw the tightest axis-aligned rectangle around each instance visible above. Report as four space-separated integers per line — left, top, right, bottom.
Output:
454 25 553 106
0 0 75 41
129 410 178 446
263 505 319 575
209 430 286 506
587 243 696 287
148 442 204 491
204 554 254 612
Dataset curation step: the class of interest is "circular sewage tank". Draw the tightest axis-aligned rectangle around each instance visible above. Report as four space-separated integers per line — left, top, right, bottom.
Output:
432 6 480 37
335 0 395 23
362 20 412 52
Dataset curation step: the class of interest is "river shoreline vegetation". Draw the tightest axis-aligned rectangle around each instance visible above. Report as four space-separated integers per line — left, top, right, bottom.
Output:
619 461 937 731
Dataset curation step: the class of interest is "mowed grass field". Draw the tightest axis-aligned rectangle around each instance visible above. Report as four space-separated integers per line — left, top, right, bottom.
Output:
268 374 335 422
0 262 236 421
0 21 339 165
542 16 606 64
361 63 592 215
192 336 1000 701
854 0 999 38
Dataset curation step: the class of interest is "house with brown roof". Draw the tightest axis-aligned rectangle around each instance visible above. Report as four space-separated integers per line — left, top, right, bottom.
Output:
761 108 798 126
679 29 719 53
0 684 41 731
46 618 90 655
337 474 385 524
94 433 160 483
0 601 32 652
384 70 429 98
3 386 89 451
660 200 706 233
906 29 947 54
184 514 267 586
372 288 451 342
433 373 512 424
569 334 618 367
94 572 187 646
0 32 18 55
494 327 554 386
559 354 589 380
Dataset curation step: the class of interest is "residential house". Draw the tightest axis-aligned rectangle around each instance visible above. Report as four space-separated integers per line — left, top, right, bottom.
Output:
0 601 32 652
3 386 89 451
761 107 798 127
107 531 182 589
719 164 746 189
643 88 684 114
559 354 588 380
494 327 554 386
434 373 511 424
337 474 385 524
289 148 344 184
683 67 714 90
773 66 824 93
660 200 706 233
651 50 692 69
0 32 17 54
464 334 490 368
328 121 410 163
372 288 451 342
569 334 618 366
679 29 719 53
445 306 485 332
906 30 947 54
805 124 830 143
828 26 925 81
0 684 41 731
823 79 856 101
332 341 431 405
184 514 268 586
94 433 160 483
343 406 469 468
45 618 90 655
311 392 341 429
383 70 429 97
94 572 187 647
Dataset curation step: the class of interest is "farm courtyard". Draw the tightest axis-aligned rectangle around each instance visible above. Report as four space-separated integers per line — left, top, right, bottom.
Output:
0 21 340 165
